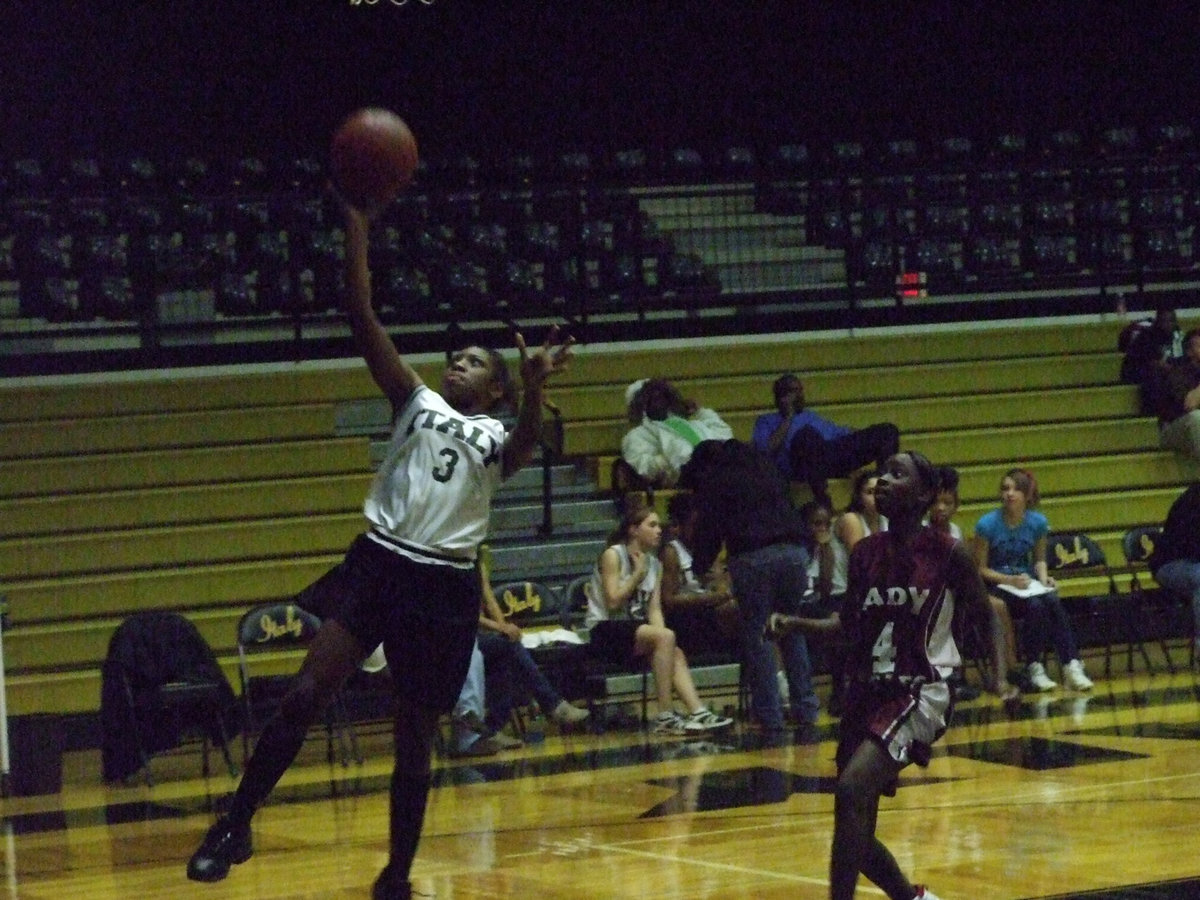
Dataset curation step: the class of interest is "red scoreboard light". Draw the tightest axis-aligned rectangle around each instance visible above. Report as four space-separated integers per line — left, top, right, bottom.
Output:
895 270 928 302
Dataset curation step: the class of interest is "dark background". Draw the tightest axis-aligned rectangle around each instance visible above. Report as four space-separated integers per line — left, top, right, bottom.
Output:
6 1 1200 163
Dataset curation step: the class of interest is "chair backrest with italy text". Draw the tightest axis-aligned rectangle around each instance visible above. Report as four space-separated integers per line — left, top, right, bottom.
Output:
492 580 564 629
235 602 357 766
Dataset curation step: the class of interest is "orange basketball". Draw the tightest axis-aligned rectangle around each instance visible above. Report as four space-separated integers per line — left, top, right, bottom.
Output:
330 108 419 212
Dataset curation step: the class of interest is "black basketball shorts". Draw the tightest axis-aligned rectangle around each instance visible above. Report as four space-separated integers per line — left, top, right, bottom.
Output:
295 534 480 713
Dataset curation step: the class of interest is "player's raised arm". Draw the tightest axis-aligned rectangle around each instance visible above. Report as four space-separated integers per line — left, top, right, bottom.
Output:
339 197 423 411
502 326 574 479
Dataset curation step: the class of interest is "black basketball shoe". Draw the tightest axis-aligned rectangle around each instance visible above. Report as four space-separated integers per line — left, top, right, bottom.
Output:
186 816 252 882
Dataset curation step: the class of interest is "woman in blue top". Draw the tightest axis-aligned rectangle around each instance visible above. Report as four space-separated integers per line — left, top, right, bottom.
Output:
973 468 1093 693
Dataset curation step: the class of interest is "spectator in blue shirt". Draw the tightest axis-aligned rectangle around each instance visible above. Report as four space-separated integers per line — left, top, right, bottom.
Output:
752 373 899 507
972 468 1093 693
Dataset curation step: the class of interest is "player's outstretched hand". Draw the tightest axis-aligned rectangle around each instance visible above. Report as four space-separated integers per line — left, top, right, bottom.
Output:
516 325 574 391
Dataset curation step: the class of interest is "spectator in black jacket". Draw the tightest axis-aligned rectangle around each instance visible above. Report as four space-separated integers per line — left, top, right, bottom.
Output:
1149 482 1200 668
1159 328 1200 463
679 439 819 733
1120 302 1184 417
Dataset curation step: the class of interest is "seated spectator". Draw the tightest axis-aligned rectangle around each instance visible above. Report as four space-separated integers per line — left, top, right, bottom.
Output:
660 491 740 658
827 470 891 705
450 549 589 757
1148 482 1200 668
1119 301 1183 416
834 469 888 551
829 469 887 704
620 378 733 489
928 466 965 541
1158 328 1200 464
972 468 1093 693
798 498 844 616
752 372 899 506
928 466 1020 696
798 498 848 713
585 501 733 735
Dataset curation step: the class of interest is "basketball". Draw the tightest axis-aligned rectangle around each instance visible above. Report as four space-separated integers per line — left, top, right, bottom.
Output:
330 107 419 212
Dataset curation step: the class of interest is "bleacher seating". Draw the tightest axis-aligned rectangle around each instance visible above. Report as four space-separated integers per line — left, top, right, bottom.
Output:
4 125 1200 376
4 125 1200 736
1 315 1196 727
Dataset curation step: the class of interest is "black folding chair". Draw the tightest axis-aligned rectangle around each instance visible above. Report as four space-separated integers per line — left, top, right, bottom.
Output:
1122 526 1181 673
236 602 360 767
1048 531 1149 677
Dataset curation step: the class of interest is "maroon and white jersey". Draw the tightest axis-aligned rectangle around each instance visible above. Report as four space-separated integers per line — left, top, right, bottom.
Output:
840 526 961 686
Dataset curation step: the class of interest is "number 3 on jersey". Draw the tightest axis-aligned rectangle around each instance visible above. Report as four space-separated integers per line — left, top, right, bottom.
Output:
432 447 459 483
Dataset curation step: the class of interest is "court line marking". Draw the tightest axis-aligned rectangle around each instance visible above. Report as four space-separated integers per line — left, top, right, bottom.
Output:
571 838 879 893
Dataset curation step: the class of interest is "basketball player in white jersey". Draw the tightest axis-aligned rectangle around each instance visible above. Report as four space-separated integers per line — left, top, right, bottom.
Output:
187 195 573 900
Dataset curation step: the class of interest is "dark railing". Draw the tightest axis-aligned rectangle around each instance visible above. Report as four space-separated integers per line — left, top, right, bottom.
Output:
4 129 1200 376
537 399 565 538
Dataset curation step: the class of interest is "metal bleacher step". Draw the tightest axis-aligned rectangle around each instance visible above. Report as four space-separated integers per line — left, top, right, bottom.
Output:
487 535 609 585
489 498 615 540
485 448 613 586
495 462 597 499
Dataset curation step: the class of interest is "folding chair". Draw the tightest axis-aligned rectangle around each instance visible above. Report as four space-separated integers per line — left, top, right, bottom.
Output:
236 602 360 767
1047 531 1150 677
559 575 591 630
492 580 565 629
100 611 238 787
1122 526 1181 673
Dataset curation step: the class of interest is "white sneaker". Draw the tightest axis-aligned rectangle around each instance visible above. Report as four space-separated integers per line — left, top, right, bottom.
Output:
776 669 790 704
912 886 942 900
682 707 734 732
1062 658 1094 691
652 711 687 735
1027 661 1058 692
551 700 590 725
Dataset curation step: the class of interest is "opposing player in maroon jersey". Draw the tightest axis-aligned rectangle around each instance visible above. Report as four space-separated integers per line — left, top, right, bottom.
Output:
769 450 1014 900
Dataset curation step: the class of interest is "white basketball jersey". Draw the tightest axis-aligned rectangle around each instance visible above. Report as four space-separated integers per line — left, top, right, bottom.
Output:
586 543 661 628
363 385 507 567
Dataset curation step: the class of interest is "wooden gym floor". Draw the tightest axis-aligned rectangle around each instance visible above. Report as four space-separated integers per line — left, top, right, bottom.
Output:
4 664 1200 899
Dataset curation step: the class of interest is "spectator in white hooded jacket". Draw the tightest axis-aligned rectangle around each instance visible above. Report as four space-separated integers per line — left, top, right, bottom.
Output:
620 378 733 489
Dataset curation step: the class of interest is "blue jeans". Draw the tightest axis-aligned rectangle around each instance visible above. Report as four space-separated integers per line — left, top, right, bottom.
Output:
728 543 819 729
1154 559 1200 645
993 588 1079 664
479 631 562 733
451 633 564 751
451 641 487 752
